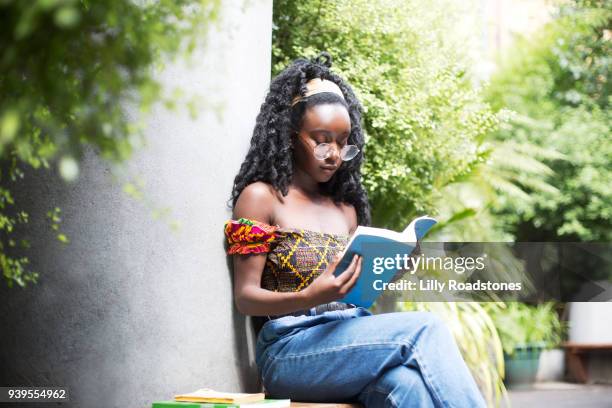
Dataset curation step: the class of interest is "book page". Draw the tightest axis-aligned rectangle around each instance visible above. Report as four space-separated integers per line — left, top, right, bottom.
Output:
338 216 434 259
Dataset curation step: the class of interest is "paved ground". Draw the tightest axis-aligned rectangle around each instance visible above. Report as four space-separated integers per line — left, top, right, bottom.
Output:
506 382 612 408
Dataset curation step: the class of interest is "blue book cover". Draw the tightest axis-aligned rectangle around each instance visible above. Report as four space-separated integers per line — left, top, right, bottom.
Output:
333 215 437 308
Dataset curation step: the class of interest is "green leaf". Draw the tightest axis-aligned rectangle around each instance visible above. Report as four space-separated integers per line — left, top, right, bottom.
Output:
0 110 20 145
54 6 81 28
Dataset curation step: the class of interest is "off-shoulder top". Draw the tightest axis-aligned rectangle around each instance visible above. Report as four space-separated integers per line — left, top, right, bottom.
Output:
224 217 350 292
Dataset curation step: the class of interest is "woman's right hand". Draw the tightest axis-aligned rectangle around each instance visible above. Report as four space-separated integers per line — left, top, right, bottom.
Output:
302 253 362 307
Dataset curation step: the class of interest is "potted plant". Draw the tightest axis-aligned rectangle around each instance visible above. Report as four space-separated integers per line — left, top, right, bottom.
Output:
485 302 565 388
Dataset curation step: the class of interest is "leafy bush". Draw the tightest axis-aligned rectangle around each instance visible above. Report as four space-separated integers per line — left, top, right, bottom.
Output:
484 302 566 356
273 0 500 229
0 0 220 287
486 0 611 242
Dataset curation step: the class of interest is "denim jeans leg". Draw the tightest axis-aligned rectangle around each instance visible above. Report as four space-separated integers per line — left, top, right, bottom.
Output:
256 308 486 408
357 365 436 408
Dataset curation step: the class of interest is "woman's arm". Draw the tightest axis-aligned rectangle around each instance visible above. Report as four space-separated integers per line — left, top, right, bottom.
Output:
231 183 362 316
233 253 311 316
231 182 310 316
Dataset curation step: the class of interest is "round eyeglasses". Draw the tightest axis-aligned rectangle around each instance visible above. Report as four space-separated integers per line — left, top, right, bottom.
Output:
313 142 360 161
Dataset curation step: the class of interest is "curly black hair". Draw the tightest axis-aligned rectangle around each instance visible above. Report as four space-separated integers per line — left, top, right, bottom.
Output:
228 52 371 226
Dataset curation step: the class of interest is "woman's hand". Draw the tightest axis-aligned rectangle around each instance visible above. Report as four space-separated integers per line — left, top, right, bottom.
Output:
302 253 362 306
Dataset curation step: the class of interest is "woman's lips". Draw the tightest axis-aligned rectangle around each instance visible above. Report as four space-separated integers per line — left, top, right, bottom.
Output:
321 165 337 171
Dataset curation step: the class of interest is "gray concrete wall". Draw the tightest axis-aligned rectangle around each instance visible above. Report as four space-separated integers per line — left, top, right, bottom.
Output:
0 1 272 407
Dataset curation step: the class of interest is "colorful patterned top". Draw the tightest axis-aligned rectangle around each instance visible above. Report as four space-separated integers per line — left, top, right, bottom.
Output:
224 217 350 293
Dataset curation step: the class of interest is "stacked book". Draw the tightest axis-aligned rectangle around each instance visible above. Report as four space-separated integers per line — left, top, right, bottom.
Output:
152 388 290 408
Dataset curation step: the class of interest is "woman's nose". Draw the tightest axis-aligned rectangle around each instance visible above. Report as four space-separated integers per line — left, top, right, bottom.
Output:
327 144 341 161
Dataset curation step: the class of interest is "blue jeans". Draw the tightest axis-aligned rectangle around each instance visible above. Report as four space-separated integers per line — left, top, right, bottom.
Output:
255 307 486 408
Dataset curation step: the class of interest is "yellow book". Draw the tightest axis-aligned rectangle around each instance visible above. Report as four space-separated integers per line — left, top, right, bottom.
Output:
174 388 266 404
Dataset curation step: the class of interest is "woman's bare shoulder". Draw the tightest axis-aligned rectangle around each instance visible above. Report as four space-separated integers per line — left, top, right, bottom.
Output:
239 181 277 201
233 182 278 224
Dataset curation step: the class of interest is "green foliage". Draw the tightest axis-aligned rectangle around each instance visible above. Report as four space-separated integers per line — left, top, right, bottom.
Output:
486 0 611 242
430 135 565 242
0 0 220 287
484 302 566 356
272 0 500 229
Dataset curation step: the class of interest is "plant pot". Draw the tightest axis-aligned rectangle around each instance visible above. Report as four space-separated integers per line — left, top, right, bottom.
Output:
536 348 565 382
504 343 545 388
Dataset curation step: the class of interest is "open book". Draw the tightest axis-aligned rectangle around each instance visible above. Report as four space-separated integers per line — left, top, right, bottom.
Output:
333 215 437 308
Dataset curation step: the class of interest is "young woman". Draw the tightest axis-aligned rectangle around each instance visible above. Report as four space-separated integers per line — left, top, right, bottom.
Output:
224 53 486 408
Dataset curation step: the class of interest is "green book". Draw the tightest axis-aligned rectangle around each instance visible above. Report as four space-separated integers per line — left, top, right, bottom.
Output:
152 399 291 408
